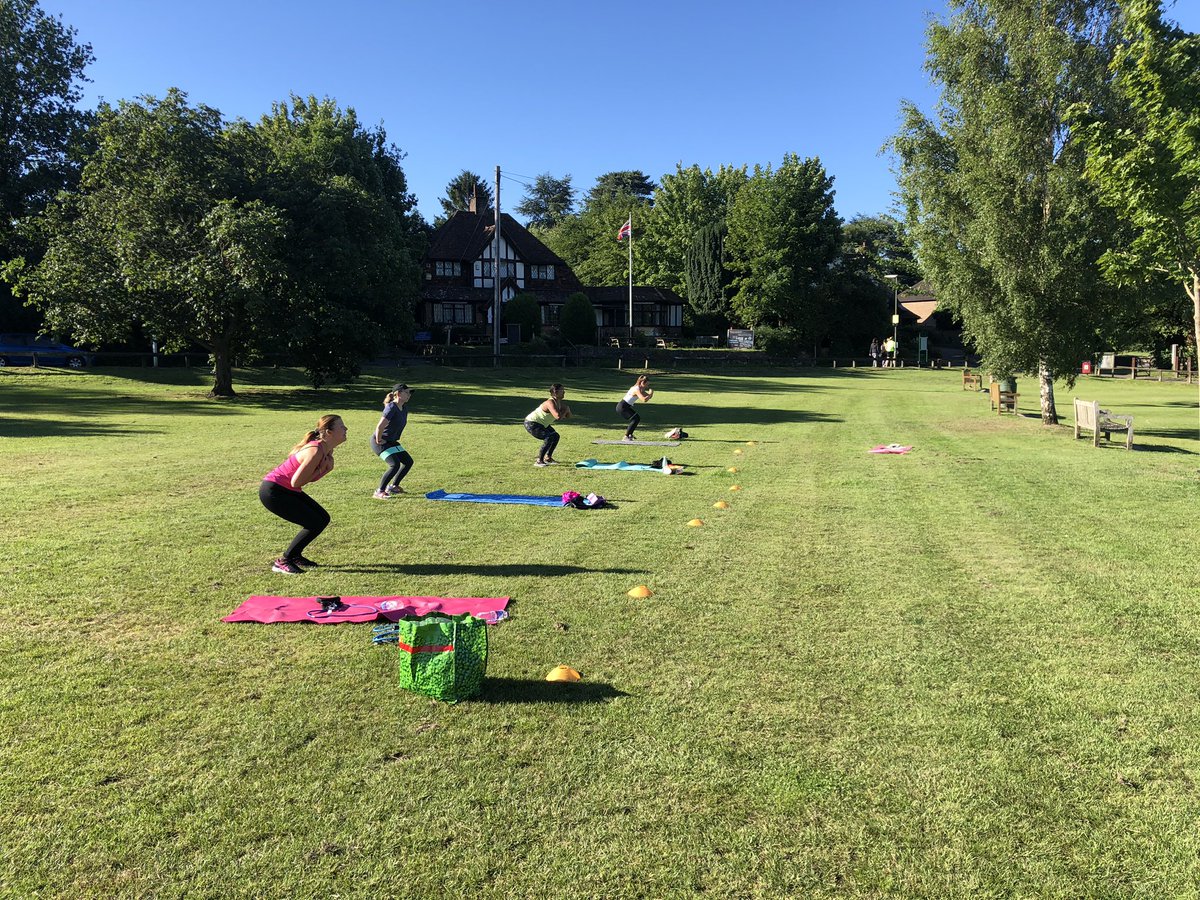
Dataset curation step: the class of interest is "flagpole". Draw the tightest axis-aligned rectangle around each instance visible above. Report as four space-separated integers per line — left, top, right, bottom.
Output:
627 210 633 343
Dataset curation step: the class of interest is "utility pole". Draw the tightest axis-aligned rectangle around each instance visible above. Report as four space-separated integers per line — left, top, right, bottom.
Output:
493 165 501 366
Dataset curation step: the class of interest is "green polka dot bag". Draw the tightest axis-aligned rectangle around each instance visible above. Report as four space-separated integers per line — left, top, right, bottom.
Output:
395 613 488 702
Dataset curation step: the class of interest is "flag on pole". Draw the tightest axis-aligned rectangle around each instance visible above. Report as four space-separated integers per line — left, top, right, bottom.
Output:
617 218 631 241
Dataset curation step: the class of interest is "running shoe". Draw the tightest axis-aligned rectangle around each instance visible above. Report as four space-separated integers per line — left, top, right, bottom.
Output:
294 555 321 569
386 485 406 495
534 460 548 468
272 558 303 575
373 490 392 499
621 435 635 441
543 458 560 465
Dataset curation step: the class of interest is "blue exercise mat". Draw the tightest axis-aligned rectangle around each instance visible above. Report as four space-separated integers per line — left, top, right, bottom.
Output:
574 459 669 472
425 489 564 506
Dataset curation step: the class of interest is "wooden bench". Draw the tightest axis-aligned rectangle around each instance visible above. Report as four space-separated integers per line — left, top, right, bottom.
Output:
962 368 981 390
989 382 1018 414
1074 398 1133 449
655 338 668 350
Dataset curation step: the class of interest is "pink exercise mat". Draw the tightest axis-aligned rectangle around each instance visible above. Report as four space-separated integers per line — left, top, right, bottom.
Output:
868 444 913 455
223 595 510 625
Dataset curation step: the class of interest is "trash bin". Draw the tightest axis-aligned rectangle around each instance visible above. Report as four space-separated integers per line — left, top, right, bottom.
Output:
1081 360 1093 375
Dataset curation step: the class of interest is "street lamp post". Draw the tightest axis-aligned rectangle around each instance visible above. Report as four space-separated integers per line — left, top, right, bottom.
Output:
884 274 899 367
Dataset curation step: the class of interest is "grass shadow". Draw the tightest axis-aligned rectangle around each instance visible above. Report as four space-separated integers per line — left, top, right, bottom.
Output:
473 677 629 704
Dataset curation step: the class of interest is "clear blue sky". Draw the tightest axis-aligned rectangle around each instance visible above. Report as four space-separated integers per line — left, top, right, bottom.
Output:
42 0 1200 226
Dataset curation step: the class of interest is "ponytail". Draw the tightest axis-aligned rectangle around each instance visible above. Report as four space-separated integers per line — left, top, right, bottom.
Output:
291 415 342 453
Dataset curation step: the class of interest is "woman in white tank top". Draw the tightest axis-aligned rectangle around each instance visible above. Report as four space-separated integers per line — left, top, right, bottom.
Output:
615 375 653 440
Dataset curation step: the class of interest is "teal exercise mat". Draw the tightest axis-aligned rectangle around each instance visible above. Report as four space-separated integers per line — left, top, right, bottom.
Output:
574 459 682 473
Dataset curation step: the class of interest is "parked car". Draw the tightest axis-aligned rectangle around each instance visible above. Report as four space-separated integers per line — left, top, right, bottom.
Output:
0 333 94 368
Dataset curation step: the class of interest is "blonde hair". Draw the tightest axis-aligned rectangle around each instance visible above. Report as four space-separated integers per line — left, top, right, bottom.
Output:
291 414 343 453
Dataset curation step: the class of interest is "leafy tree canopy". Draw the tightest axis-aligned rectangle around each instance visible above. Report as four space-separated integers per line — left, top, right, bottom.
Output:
585 170 657 207
438 169 493 222
514 173 575 229
558 291 597 345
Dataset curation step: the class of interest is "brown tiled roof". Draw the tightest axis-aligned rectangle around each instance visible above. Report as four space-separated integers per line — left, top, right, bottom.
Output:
585 286 685 308
427 211 566 266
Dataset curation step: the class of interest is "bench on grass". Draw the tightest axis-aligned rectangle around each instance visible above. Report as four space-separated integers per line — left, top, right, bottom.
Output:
989 382 1018 414
1074 398 1134 450
962 368 982 390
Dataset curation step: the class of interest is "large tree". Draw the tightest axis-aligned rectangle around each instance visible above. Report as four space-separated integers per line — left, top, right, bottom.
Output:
515 172 575 229
893 0 1127 424
724 154 842 337
0 0 94 329
1074 0 1200 398
585 170 656 206
6 90 285 397
240 95 425 386
539 173 654 287
639 163 747 302
438 169 492 222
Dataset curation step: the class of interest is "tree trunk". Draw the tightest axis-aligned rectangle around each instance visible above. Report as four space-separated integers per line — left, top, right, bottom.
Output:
1190 270 1200 440
1038 359 1058 426
209 340 236 398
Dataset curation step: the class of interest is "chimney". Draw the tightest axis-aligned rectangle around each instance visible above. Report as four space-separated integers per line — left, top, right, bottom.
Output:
468 186 478 214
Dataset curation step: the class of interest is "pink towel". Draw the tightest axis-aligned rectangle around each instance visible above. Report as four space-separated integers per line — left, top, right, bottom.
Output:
223 595 510 625
868 444 913 455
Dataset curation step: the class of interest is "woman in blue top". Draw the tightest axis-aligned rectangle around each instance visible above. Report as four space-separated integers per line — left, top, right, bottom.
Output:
370 383 414 498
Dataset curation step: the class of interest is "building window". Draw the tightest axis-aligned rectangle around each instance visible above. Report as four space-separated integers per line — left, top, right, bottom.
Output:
432 302 472 324
434 261 461 277
529 264 555 280
542 304 562 325
480 261 516 279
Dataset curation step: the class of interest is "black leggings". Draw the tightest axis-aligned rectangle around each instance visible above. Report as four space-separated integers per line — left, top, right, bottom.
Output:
524 421 560 461
372 441 414 492
616 400 640 437
259 480 330 561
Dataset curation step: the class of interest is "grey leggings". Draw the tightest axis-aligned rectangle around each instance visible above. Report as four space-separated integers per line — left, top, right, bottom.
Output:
524 420 560 461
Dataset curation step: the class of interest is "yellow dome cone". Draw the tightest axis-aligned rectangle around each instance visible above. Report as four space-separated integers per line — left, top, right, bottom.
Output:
546 665 581 682
727 466 739 473
730 485 741 492
733 449 744 455
713 500 729 509
627 584 653 598
687 518 705 527
746 441 757 446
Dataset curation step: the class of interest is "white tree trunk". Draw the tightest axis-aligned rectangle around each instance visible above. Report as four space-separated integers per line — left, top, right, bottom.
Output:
1038 359 1057 426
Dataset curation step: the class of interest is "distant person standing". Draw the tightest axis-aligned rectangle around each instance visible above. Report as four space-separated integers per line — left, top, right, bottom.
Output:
616 374 653 441
259 414 347 574
370 383 414 498
884 336 898 367
524 383 572 467
869 337 881 367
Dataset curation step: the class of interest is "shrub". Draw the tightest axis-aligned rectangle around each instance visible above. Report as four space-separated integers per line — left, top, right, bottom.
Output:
559 292 597 346
503 293 541 341
754 325 805 356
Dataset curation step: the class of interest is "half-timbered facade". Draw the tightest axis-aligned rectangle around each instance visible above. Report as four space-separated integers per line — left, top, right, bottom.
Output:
419 209 684 343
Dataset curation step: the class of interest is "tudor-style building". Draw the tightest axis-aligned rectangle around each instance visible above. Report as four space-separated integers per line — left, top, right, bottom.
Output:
419 208 683 343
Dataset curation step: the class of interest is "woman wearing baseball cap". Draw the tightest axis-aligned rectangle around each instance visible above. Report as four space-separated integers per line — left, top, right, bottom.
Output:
370 384 415 498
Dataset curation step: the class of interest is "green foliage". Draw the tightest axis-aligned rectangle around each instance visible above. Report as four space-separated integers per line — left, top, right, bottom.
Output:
242 95 425 387
0 0 94 255
684 221 728 317
538 193 650 288
6 90 286 396
752 324 806 356
639 163 746 299
586 170 656 206
558 291 596 345
503 292 541 341
1074 0 1200 357
892 0 1128 420
724 154 842 334
437 169 492 222
514 172 575 229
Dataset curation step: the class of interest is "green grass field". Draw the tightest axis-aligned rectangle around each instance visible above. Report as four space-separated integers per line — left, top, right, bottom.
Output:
3 364 1199 898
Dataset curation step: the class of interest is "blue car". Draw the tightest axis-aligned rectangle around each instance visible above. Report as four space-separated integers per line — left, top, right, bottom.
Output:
0 333 94 368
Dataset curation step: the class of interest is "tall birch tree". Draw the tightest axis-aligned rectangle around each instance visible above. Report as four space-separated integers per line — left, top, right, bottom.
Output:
892 0 1127 424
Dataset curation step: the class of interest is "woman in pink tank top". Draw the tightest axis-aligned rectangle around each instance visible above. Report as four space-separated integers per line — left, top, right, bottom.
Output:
259 414 348 574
